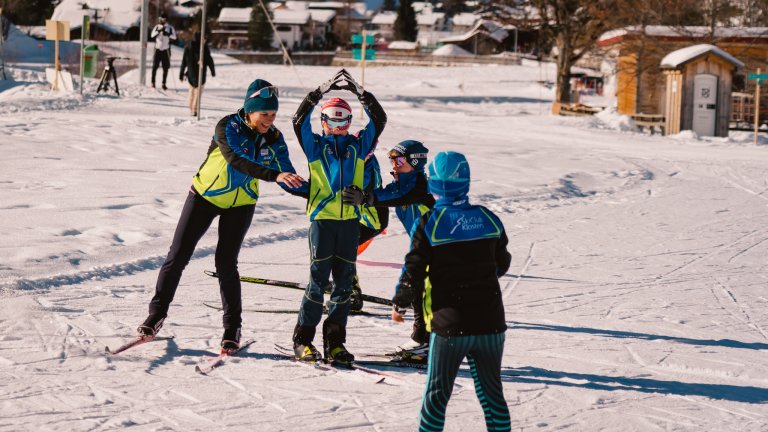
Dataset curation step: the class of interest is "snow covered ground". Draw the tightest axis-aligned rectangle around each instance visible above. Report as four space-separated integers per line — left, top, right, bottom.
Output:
1 57 767 431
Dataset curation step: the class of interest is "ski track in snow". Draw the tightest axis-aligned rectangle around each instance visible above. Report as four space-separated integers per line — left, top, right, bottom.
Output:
1 227 308 293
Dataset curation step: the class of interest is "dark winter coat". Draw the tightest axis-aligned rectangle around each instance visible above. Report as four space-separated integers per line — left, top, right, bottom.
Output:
394 197 511 337
180 42 215 87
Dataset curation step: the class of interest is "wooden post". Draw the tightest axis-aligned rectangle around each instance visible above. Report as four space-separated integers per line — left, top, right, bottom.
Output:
53 32 60 91
360 29 366 118
196 0 207 121
755 68 761 146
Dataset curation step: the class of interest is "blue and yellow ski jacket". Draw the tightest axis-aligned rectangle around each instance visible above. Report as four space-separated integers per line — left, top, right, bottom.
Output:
359 154 384 230
372 170 434 235
394 197 511 336
192 110 305 208
293 91 386 221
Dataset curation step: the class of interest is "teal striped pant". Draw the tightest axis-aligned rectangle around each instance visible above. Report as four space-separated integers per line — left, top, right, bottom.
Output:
419 332 511 432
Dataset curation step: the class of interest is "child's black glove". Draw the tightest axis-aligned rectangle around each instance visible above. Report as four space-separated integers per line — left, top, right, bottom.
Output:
341 185 372 205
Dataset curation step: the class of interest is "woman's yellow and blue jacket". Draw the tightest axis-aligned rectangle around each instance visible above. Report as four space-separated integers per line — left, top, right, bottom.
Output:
192 109 305 209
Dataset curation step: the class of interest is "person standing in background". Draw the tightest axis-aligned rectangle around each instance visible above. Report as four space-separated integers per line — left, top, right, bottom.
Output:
179 32 215 116
150 15 176 90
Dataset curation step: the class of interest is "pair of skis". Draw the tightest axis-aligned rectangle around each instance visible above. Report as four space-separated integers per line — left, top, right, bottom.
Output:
105 335 254 375
203 270 394 307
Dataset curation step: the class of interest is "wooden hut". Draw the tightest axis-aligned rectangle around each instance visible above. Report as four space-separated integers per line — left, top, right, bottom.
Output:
596 26 768 116
661 44 744 137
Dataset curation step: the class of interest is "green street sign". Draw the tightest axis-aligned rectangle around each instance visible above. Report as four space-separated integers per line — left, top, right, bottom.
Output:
352 48 375 60
351 34 375 44
748 73 768 80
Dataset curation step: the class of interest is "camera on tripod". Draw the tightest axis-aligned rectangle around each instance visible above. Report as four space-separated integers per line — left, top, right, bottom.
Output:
97 57 130 95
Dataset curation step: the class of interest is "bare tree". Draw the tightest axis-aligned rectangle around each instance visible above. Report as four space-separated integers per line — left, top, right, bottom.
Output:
532 0 616 105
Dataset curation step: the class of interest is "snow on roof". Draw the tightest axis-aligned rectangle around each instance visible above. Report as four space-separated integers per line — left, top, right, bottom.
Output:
274 9 311 25
371 12 397 26
439 20 508 44
599 25 768 44
51 0 142 34
417 12 445 26
169 3 203 19
412 2 433 13
388 40 419 50
285 1 310 10
308 1 347 9
452 12 479 27
660 44 745 69
432 43 473 57
310 9 336 23
218 7 251 24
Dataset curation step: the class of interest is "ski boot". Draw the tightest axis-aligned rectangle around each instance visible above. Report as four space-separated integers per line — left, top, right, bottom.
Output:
221 327 241 354
395 339 429 363
137 316 165 337
324 341 355 366
293 325 322 362
293 342 322 362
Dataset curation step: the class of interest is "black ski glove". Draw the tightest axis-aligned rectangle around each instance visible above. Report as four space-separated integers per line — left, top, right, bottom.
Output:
307 88 323 105
338 69 364 96
341 185 372 205
392 280 417 309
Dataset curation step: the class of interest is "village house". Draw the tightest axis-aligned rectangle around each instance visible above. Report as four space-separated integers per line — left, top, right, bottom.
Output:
438 20 509 55
596 26 768 116
213 5 335 50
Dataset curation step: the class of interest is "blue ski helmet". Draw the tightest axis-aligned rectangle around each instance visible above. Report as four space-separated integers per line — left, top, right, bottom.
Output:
428 151 470 197
390 140 429 171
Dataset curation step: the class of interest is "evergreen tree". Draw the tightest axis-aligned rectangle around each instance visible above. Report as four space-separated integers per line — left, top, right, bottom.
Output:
394 0 418 41
1 0 55 26
383 0 397 11
248 0 274 50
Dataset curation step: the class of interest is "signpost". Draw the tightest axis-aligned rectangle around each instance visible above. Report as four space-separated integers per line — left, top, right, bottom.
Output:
0 8 6 80
747 69 768 145
79 15 90 94
46 19 71 91
351 32 374 116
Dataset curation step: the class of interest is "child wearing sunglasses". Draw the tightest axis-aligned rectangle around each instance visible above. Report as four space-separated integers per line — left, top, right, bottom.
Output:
136 78 305 353
290 69 387 365
341 140 434 361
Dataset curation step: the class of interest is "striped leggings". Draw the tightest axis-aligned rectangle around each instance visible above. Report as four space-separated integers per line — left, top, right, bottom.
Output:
419 332 510 432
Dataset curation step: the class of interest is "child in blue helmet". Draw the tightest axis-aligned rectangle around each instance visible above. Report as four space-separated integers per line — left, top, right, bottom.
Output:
392 151 512 432
291 69 387 364
342 139 434 360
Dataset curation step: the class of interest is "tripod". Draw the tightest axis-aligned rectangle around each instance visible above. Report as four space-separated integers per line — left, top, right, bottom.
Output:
96 57 122 95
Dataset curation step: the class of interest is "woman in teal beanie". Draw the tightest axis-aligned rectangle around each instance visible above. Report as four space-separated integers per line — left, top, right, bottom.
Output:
137 78 306 353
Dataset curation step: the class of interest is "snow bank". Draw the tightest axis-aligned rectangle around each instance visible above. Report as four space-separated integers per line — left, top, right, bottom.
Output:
589 106 636 132
432 44 473 57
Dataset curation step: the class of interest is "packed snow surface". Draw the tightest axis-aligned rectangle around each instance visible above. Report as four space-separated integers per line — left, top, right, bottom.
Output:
1 57 768 431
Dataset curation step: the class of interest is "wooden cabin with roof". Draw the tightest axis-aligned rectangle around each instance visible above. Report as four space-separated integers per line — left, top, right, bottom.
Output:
596 26 768 116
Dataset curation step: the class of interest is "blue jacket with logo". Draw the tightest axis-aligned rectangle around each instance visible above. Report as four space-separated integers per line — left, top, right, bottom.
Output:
372 170 434 235
192 110 304 208
292 91 386 221
394 196 511 336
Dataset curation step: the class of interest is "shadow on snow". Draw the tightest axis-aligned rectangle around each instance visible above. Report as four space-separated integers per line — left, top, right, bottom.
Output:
509 321 768 350
502 366 768 404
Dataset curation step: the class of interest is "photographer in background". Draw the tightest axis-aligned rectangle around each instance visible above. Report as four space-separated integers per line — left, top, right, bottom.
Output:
150 14 176 90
